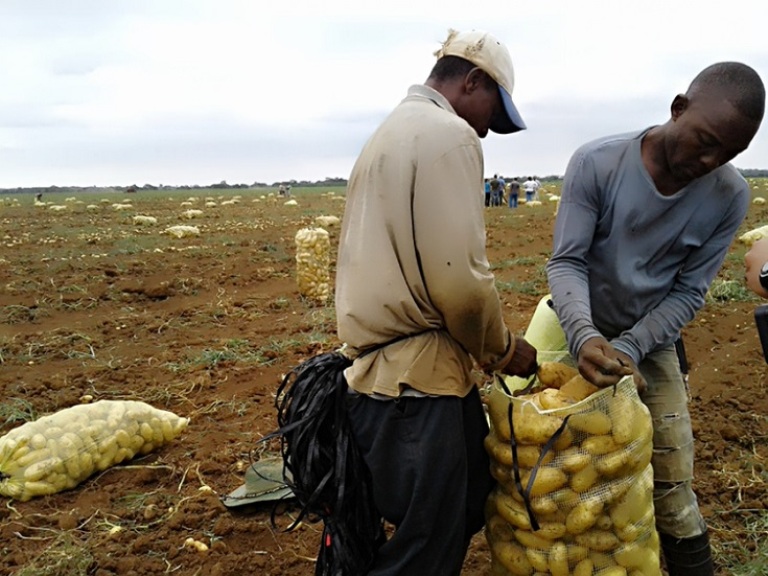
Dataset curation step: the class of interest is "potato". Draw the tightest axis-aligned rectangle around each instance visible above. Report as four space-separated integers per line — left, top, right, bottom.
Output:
576 530 620 552
615 522 643 543
492 541 534 576
552 487 581 511
552 425 574 451
560 374 599 402
537 388 575 410
521 467 568 497
496 490 532 530
594 448 631 477
607 393 635 445
624 441 653 475
595 514 613 531
594 567 628 576
565 498 603 535
590 551 617 568
548 542 570 576
514 529 553 551
486 435 553 468
490 460 511 484
512 406 564 445
568 411 613 436
559 447 591 473
574 558 595 576
530 496 558 515
487 514 517 542
614 542 650 569
525 548 549 572
582 435 620 456
610 479 652 528
488 397 512 441
567 544 590 564
570 463 600 493
537 362 580 389
534 521 567 540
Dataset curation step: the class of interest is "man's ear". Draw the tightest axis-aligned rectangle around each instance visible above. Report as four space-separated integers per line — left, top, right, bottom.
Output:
464 67 488 94
671 94 688 120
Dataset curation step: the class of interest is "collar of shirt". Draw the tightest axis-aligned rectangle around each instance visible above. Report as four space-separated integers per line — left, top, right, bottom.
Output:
405 84 456 115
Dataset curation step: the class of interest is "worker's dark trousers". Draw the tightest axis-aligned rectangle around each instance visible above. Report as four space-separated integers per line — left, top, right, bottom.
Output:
346 386 494 576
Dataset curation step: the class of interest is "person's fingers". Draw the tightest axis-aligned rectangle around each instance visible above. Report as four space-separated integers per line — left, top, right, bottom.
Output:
633 372 648 394
580 363 625 388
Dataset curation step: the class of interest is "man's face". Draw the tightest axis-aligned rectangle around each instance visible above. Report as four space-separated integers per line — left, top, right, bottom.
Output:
456 70 505 139
665 93 759 182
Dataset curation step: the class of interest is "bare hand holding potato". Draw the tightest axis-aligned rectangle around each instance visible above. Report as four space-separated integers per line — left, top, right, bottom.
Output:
577 337 646 393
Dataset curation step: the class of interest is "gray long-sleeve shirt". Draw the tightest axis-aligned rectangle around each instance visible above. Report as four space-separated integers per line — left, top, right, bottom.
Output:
546 128 749 364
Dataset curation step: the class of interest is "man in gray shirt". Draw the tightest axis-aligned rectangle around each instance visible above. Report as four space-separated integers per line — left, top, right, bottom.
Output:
546 62 765 575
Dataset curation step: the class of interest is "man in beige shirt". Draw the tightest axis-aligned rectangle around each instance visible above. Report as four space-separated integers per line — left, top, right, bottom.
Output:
336 29 536 575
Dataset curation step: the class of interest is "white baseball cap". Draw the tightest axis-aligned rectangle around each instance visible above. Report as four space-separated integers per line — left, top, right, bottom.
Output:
435 29 526 134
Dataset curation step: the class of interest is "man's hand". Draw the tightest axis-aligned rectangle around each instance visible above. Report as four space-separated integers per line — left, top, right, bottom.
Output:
745 237 768 298
502 336 538 378
578 337 646 393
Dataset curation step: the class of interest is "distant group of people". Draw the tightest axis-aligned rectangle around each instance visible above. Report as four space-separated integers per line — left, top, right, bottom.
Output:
484 174 540 207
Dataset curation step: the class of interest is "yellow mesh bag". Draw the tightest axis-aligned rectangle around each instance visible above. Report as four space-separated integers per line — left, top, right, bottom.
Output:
486 375 661 575
0 400 188 501
295 226 331 303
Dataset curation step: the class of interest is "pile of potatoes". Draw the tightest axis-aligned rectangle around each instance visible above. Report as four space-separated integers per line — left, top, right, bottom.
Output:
0 400 189 502
295 227 331 303
485 362 660 575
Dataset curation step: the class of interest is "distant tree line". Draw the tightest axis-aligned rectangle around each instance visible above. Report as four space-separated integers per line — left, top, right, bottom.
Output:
0 177 351 195
3 171 767 195
740 169 768 178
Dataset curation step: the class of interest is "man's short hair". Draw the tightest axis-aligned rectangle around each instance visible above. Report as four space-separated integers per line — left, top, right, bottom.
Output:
428 55 496 90
688 62 765 122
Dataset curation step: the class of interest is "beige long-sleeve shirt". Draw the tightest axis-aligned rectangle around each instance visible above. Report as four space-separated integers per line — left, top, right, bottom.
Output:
335 84 515 397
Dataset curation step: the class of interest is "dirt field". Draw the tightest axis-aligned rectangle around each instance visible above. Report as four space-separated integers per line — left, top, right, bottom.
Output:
1 183 767 575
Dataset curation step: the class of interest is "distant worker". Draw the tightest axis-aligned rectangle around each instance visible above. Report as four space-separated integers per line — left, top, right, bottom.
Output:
490 173 505 206
533 176 542 200
522 176 537 202
508 178 520 208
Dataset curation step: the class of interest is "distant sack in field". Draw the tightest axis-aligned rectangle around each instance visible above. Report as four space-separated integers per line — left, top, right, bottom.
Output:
739 224 768 246
0 400 189 502
295 227 330 303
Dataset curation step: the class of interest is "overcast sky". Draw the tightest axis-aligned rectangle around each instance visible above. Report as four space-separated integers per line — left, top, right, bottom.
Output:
1 0 767 188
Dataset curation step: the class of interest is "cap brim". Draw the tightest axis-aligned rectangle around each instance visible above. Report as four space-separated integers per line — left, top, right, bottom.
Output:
491 86 526 134
220 458 294 508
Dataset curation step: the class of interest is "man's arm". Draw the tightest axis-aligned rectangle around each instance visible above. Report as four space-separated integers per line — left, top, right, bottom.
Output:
546 150 636 387
546 151 602 359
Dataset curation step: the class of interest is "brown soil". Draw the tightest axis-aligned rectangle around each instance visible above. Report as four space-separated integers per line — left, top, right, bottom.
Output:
0 189 766 575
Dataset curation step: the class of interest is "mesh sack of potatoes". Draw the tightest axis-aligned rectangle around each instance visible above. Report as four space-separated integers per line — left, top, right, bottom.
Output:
0 400 189 502
295 226 331 303
738 223 768 246
484 364 661 576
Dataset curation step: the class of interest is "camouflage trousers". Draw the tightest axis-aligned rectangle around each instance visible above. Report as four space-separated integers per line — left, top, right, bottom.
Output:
639 346 708 539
